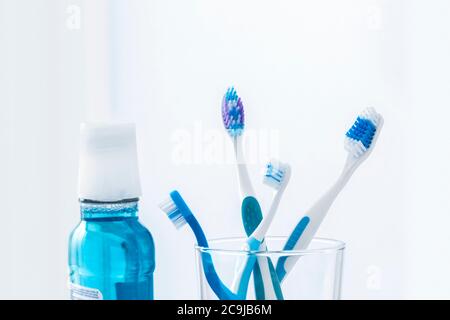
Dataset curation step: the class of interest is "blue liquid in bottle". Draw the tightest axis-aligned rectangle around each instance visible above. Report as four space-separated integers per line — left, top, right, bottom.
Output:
68 199 155 300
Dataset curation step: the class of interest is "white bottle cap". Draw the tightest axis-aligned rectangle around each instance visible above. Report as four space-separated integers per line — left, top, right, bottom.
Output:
78 122 142 202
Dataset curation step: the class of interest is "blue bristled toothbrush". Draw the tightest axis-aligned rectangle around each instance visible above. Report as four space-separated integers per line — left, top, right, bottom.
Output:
276 107 384 282
222 87 281 299
159 190 250 300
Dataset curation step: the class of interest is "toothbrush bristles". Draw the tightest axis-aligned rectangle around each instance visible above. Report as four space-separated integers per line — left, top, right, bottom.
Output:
159 198 186 229
263 160 290 190
222 86 245 137
345 107 381 157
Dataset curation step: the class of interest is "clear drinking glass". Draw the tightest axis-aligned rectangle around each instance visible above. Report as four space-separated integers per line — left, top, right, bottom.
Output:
195 237 344 300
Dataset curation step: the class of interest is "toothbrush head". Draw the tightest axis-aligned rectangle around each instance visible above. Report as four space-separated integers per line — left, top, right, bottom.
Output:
159 190 192 229
345 107 383 158
222 87 245 137
263 159 292 191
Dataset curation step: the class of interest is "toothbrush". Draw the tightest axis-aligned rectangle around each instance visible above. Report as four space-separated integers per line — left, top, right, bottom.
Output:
222 87 254 198
275 107 384 282
241 196 284 300
222 87 280 299
160 190 247 300
231 160 291 296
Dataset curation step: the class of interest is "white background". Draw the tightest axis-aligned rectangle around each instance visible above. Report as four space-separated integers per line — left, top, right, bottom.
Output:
0 0 449 299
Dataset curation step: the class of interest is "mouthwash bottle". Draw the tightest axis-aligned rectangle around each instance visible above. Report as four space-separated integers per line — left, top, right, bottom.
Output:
69 123 155 300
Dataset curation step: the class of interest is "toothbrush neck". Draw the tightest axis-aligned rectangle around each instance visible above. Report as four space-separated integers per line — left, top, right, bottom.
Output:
251 190 283 242
342 155 360 179
233 136 256 198
234 136 245 164
80 198 139 221
328 160 358 200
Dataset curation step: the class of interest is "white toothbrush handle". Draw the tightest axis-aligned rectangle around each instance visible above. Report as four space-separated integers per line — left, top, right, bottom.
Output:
230 241 253 294
281 170 352 280
234 136 255 198
253 190 282 242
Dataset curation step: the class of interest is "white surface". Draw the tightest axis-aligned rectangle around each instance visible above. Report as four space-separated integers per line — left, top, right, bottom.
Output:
79 122 142 201
0 0 449 299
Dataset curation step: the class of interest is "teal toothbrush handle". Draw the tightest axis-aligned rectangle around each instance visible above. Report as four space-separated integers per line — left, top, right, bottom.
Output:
242 197 284 300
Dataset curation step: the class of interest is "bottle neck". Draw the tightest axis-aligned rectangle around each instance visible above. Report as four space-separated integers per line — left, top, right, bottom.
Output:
80 198 139 220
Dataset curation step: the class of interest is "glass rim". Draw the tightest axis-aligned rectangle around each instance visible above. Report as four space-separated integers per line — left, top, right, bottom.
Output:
195 236 345 256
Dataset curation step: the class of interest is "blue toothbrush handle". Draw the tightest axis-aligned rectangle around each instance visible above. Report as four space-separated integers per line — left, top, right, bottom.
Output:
169 190 255 299
186 214 238 299
235 237 261 297
267 258 284 299
252 262 265 299
186 214 259 300
275 216 310 282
